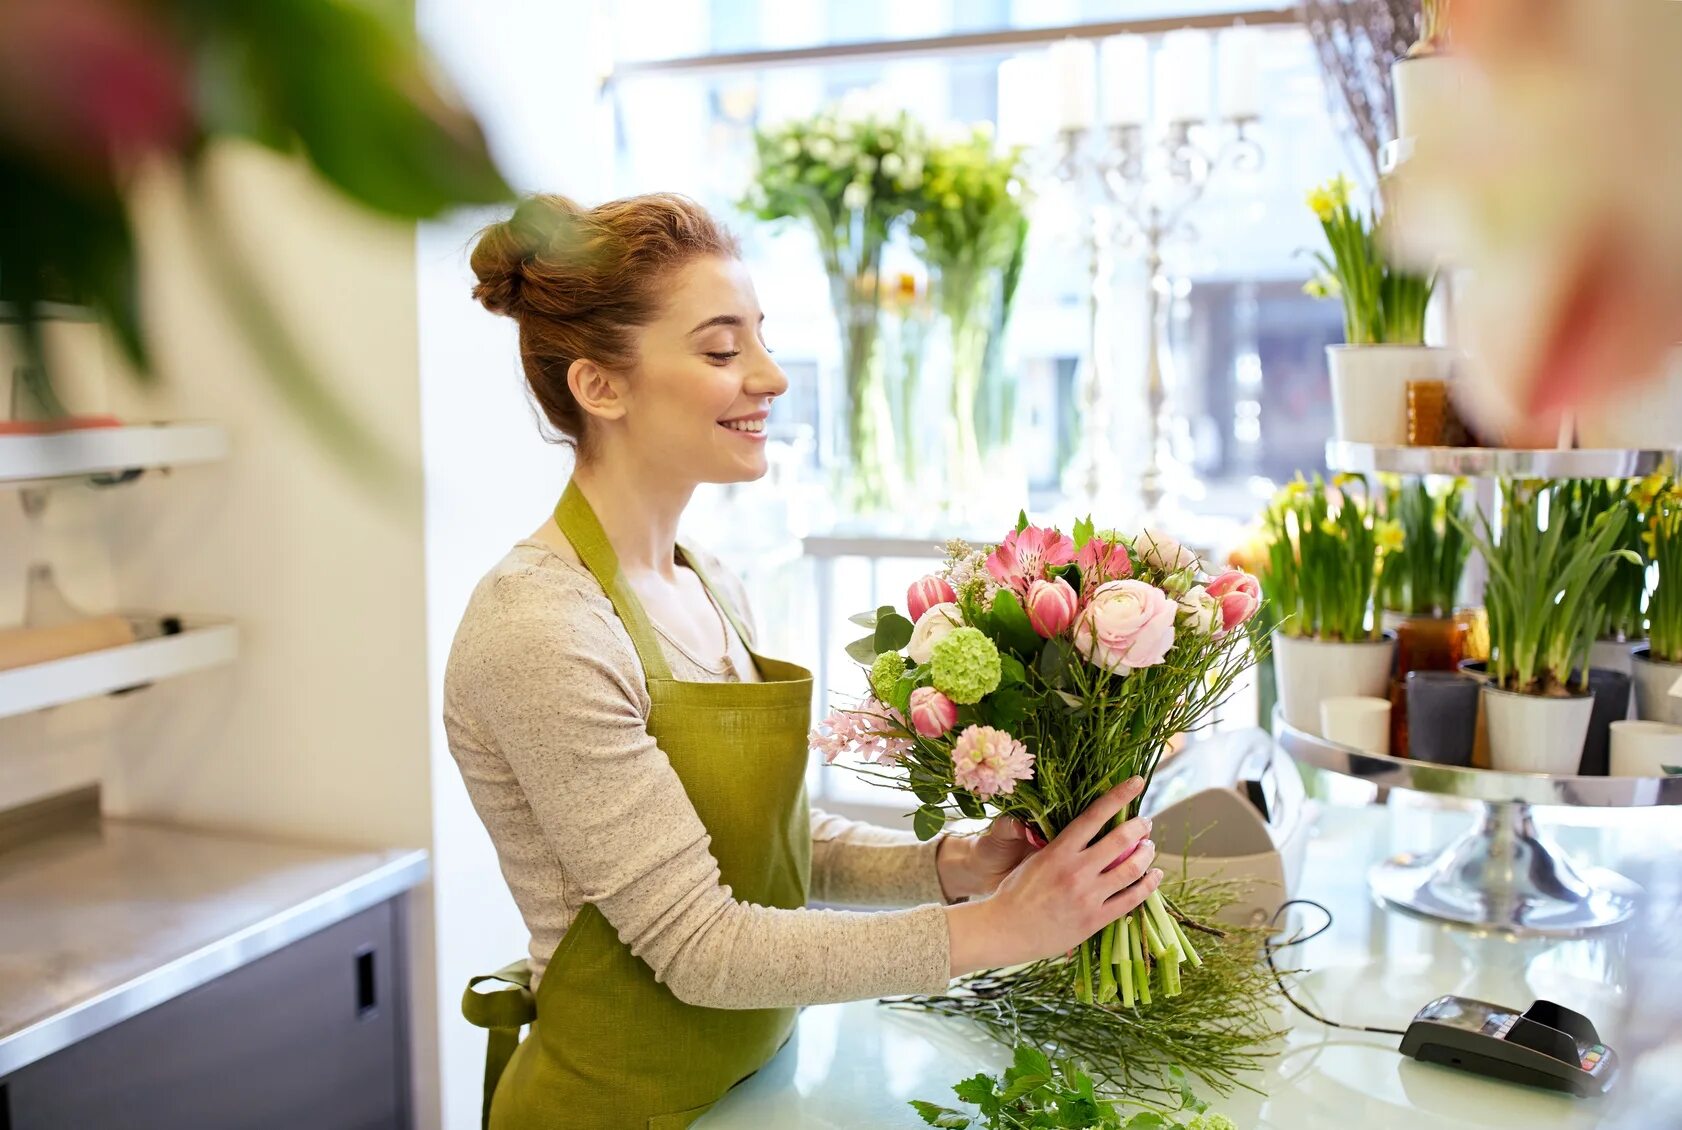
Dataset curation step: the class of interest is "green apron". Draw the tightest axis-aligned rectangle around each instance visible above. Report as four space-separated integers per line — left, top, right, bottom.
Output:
462 481 813 1130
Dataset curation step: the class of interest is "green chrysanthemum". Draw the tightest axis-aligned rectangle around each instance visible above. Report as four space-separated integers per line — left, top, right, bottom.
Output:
929 627 1001 705
870 651 905 700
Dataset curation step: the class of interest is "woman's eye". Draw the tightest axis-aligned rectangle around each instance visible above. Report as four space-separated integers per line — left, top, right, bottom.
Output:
707 351 740 363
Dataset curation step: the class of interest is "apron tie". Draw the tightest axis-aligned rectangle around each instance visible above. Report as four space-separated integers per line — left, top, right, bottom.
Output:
461 959 537 1129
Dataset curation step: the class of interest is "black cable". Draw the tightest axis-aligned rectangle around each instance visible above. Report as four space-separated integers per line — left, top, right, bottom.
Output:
1266 898 1408 1039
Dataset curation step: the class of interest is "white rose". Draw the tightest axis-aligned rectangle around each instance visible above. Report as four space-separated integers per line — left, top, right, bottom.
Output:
1176 585 1220 636
842 181 871 210
880 152 904 177
809 137 835 161
908 602 964 664
779 137 801 159
1137 528 1200 573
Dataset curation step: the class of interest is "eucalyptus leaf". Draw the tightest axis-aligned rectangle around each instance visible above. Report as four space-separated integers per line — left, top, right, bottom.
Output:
847 610 880 629
844 634 880 665
913 804 947 841
955 792 986 819
875 611 915 653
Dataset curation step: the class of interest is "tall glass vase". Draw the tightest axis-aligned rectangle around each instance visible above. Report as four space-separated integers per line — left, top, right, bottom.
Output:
828 272 897 518
885 278 935 502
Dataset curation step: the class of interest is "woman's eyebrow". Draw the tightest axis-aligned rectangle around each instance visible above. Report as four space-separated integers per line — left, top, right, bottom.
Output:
688 313 765 336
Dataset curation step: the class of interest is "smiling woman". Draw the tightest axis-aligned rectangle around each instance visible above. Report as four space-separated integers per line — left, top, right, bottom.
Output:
444 192 1165 1130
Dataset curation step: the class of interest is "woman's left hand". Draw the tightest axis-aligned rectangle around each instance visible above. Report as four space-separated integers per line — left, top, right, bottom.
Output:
937 816 1043 901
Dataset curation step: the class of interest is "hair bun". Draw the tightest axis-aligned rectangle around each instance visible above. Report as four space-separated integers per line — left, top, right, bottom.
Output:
469 194 590 318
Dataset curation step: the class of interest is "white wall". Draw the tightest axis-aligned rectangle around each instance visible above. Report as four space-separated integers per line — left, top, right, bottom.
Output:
27 143 443 1120
415 4 611 1129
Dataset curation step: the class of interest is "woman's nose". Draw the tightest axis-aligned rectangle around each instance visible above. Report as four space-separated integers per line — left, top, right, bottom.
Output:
748 351 789 399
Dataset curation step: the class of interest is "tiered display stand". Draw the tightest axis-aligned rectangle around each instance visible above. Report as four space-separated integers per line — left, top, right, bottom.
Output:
1273 442 1682 939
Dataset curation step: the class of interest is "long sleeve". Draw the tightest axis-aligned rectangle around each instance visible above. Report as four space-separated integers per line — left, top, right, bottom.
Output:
809 808 951 907
444 556 953 1011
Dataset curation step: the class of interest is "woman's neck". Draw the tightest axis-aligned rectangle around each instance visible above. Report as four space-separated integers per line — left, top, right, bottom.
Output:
568 457 695 579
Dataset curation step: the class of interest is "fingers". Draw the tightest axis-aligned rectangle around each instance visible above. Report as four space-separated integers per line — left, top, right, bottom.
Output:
1103 867 1164 913
1098 838 1157 897
1090 814 1152 871
1057 776 1145 850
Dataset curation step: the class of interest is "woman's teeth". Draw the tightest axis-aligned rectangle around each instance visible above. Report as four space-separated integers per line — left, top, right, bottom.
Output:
721 418 765 433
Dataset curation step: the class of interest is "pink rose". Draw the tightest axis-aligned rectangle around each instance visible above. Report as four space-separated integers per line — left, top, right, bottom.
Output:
1205 569 1262 636
908 686 958 737
1025 577 1079 638
907 574 958 623
1072 579 1177 674
985 525 1076 595
1076 534 1132 591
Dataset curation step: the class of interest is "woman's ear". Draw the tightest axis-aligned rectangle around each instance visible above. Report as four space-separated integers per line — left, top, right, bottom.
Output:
567 358 629 424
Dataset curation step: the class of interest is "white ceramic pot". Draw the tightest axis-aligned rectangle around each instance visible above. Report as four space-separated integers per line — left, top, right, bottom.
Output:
1576 347 1682 450
1631 646 1682 725
1482 685 1593 775
1609 720 1682 777
1392 55 1468 144
1327 345 1457 445
1272 631 1396 737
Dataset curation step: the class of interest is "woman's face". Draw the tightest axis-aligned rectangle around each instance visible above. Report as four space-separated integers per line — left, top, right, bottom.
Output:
615 255 787 486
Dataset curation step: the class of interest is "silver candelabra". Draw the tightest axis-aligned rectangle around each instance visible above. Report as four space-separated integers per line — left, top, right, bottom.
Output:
1056 116 1262 520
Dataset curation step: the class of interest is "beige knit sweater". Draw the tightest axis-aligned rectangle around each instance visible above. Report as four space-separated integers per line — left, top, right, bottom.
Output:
443 539 955 1008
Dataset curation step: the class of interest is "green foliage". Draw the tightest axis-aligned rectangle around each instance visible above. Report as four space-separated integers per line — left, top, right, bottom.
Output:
1555 479 1651 642
895 876 1284 1108
1454 479 1642 694
1378 476 1471 617
1640 477 1682 662
1303 174 1435 344
1259 474 1395 641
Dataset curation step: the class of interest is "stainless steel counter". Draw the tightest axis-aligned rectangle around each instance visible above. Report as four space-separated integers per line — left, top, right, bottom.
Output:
0 816 429 1077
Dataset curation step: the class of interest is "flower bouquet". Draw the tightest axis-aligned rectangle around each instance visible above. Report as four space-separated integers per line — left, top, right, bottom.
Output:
814 517 1266 1008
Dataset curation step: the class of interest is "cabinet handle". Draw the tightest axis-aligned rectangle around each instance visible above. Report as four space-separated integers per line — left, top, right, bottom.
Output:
355 947 378 1018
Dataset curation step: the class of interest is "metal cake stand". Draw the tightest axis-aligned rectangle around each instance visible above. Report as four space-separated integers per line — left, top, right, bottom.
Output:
1275 709 1682 937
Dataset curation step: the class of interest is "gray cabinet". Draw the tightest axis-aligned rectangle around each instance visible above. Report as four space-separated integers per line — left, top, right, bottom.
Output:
0 898 411 1130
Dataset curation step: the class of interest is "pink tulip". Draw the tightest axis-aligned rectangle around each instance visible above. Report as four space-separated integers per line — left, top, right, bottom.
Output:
1025 577 1079 637
985 525 1076 596
1076 534 1132 592
1072 580 1177 674
908 686 958 738
907 574 958 623
1205 569 1262 635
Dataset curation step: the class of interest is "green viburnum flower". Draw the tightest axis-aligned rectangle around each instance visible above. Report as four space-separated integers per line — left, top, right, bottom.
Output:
929 627 1001 705
1187 1115 1237 1130
870 651 906 700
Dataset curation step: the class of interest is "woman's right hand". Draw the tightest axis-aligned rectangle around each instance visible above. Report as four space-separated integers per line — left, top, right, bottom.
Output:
944 777 1161 977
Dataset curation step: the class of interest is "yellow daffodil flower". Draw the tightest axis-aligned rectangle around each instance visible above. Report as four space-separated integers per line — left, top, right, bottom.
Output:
1376 520 1406 554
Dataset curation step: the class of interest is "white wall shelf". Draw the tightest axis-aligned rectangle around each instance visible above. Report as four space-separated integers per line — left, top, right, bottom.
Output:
0 620 239 720
0 423 230 486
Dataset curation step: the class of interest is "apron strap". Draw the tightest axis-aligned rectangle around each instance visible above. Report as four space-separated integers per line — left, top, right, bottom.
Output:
555 480 673 683
462 959 538 1130
677 545 757 656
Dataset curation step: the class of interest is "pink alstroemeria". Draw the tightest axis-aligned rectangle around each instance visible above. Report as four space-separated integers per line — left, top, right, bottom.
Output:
1025 577 1079 637
986 525 1076 596
907 574 958 623
1076 534 1132 593
1205 569 1262 636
